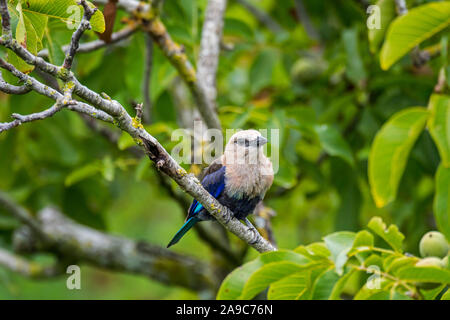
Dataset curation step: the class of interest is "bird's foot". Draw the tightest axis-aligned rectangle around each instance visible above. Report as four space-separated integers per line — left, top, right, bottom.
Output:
244 218 260 245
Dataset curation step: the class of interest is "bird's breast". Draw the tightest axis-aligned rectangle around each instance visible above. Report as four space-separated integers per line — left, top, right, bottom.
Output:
224 161 273 200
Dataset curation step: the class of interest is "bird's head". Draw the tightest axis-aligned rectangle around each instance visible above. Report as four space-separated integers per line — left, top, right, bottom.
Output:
224 130 268 165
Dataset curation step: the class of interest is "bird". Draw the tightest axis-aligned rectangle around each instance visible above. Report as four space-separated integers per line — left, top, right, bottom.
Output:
167 129 274 248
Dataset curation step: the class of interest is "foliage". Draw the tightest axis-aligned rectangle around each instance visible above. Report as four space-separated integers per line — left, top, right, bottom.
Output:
4 0 104 73
0 0 450 300
218 217 450 300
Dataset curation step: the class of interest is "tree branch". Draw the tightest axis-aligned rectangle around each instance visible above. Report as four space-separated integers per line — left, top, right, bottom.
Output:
63 0 98 70
0 248 64 279
197 0 227 111
0 0 11 37
294 0 319 41
0 192 218 292
0 71 31 95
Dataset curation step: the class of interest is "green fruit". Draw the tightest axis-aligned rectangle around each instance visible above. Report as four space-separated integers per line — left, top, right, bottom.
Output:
443 256 449 269
419 231 449 258
415 257 444 268
291 57 327 83
415 257 445 290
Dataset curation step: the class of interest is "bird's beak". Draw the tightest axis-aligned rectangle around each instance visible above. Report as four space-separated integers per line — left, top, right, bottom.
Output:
257 136 268 146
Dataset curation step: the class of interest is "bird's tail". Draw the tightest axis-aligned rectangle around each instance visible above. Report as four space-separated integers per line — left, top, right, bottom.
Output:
167 217 200 248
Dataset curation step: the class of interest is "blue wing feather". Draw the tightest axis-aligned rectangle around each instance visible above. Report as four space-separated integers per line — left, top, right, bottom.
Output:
187 165 226 220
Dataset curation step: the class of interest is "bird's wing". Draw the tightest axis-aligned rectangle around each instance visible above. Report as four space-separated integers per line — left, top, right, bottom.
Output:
198 156 223 180
187 160 226 220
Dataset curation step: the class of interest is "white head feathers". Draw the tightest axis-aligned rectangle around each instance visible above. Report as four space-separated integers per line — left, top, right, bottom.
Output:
222 130 273 199
224 130 268 163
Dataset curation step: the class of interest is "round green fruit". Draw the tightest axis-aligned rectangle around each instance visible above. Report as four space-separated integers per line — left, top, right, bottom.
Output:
442 256 449 269
415 257 444 268
419 231 448 258
290 57 327 83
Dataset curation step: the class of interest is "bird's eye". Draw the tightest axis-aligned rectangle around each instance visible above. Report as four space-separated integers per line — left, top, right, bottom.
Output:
245 139 249 147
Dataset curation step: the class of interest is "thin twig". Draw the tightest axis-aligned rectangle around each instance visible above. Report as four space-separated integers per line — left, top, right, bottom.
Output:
0 0 11 37
235 0 283 33
0 71 31 95
134 102 143 123
39 26 137 59
294 0 319 41
63 0 98 70
0 58 113 132
142 33 153 124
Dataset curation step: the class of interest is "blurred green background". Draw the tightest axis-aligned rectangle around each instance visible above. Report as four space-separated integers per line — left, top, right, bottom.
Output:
0 0 444 298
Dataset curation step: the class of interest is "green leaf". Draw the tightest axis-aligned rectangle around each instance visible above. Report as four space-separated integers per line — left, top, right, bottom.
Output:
7 2 47 72
311 268 340 300
380 2 450 70
364 253 384 269
422 284 446 300
268 265 330 300
135 157 150 181
65 162 101 186
294 242 331 261
427 94 450 167
44 27 65 65
329 268 357 300
216 259 263 300
368 0 396 54
249 49 277 95
353 278 393 300
368 107 429 207
324 231 356 275
352 230 374 249
350 230 374 263
267 271 308 300
441 289 450 300
101 156 115 182
117 132 135 150
434 164 450 240
342 28 366 85
240 260 317 300
368 216 405 252
331 158 361 231
397 266 450 284
11 0 105 33
315 124 354 167
385 256 417 276
216 250 310 300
